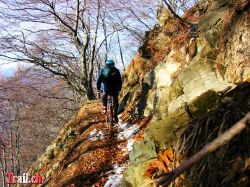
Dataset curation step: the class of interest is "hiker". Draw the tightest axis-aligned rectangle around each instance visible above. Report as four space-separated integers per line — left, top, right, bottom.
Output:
97 59 122 123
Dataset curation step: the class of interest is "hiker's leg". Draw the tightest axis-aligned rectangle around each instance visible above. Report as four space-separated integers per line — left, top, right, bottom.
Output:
113 92 119 123
113 92 119 116
102 92 108 109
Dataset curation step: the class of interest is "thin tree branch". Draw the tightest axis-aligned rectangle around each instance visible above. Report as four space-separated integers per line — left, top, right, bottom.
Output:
117 32 125 71
156 112 250 187
73 0 80 36
162 0 193 26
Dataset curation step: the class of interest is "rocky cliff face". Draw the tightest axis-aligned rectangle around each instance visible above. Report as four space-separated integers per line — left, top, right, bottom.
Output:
119 0 250 186
20 0 249 187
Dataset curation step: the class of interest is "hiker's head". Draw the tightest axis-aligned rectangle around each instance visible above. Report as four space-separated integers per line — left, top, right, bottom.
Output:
106 59 114 66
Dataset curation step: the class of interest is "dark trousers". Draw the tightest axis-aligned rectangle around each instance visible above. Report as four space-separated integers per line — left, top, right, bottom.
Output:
102 91 119 116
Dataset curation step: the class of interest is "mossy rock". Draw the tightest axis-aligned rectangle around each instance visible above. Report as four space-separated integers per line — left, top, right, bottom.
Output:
199 37 217 60
127 72 139 86
147 109 190 148
120 178 133 187
47 149 54 160
45 143 56 160
46 168 53 178
153 88 170 119
143 70 156 89
168 78 184 102
124 161 153 187
144 90 157 117
67 127 77 137
129 136 157 165
189 89 220 117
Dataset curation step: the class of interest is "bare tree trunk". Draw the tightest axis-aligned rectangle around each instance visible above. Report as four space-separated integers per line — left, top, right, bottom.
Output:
117 32 126 71
1 149 8 187
15 125 21 175
80 53 90 97
0 150 7 187
10 127 15 174
87 81 95 100
101 12 109 62
3 149 7 176
87 0 101 100
97 56 102 75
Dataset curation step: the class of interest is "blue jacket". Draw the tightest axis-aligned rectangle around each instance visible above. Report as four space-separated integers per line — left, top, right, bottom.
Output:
97 65 122 93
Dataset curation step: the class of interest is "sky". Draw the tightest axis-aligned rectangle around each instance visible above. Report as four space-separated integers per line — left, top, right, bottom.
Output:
0 0 196 78
0 62 18 77
2 68 15 77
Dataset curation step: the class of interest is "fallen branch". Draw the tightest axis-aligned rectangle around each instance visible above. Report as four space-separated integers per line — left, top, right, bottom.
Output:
156 112 250 187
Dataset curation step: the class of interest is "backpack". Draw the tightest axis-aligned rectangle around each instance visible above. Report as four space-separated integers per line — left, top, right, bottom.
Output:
102 65 117 83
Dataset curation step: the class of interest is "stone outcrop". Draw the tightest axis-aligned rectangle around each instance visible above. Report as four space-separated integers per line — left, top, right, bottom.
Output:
120 0 250 186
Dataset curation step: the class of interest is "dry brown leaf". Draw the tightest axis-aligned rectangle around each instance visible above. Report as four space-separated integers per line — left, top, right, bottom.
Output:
144 160 169 178
158 147 174 167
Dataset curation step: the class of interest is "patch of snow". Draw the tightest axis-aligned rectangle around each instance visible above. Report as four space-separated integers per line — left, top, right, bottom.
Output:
104 164 125 187
90 136 98 141
97 130 105 140
117 124 140 140
116 122 139 156
89 128 97 136
122 148 127 152
104 122 141 185
115 122 128 130
89 129 105 141
127 139 135 152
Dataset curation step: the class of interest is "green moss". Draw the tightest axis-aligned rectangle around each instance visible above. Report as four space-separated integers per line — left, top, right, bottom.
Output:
124 161 153 187
47 149 54 160
127 72 139 86
148 118 178 148
129 136 157 165
190 90 219 117
46 168 53 178
45 143 57 160
34 162 41 172
169 78 184 102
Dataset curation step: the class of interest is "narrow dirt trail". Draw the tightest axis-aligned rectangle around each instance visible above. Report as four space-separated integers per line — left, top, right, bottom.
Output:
47 102 129 186
25 101 147 187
